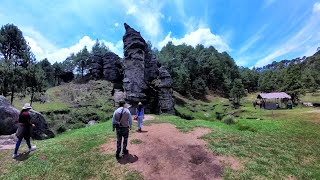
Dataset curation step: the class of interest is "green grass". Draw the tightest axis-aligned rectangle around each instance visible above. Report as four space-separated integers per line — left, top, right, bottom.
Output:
300 91 320 103
12 87 70 113
130 139 142 145
2 89 320 179
0 121 143 180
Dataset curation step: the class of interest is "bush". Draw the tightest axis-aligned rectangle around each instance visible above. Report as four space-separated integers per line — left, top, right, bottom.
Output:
56 125 67 133
223 115 237 125
175 106 194 120
237 124 257 132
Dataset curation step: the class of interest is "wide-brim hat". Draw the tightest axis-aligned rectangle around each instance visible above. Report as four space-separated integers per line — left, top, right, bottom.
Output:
22 103 32 110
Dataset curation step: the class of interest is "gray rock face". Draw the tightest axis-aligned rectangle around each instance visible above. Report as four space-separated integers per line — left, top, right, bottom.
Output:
122 23 175 114
29 110 55 140
92 52 123 82
0 96 55 140
157 67 175 114
0 96 19 135
123 23 148 104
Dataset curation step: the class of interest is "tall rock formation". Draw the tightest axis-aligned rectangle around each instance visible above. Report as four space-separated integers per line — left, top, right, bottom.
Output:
122 23 149 105
122 23 175 114
92 52 123 82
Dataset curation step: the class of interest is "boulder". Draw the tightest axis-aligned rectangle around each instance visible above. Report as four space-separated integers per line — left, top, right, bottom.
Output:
0 96 55 140
29 110 55 140
0 96 19 135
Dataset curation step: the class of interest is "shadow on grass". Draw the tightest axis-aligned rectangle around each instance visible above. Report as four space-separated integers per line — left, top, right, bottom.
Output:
15 151 31 161
117 153 138 164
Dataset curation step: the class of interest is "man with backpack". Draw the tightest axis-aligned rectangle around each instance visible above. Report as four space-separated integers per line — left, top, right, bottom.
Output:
112 100 132 159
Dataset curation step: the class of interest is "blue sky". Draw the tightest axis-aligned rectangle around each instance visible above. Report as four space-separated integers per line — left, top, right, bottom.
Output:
0 0 320 67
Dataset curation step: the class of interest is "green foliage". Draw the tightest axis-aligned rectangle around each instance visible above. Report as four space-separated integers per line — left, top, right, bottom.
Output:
230 78 246 105
158 43 240 98
222 115 237 125
130 139 142 144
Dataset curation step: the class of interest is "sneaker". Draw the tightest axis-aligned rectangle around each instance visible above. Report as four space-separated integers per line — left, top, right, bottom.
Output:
12 154 18 159
123 149 129 155
29 146 37 152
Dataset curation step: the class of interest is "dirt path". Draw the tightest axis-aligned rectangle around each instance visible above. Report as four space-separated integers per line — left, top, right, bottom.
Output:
100 122 241 180
0 134 17 150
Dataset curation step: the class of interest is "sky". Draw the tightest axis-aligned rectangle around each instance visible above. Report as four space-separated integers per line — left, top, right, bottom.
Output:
0 0 320 68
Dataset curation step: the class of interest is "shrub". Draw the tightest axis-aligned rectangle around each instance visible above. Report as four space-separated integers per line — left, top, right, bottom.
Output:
175 106 194 120
223 115 237 125
237 124 257 132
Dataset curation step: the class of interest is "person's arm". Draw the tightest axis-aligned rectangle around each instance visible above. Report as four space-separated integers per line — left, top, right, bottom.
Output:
112 111 117 131
142 107 145 119
128 110 133 129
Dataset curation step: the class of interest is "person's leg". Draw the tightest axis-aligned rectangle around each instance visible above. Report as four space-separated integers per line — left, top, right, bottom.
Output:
14 138 23 155
140 117 143 129
138 116 142 131
25 137 32 149
122 128 129 154
116 129 122 158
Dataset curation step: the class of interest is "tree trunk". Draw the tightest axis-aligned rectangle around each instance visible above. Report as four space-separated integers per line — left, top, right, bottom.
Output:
30 86 34 106
10 86 14 105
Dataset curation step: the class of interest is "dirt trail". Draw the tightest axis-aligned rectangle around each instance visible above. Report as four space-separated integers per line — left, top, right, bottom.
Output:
100 122 241 180
0 134 17 150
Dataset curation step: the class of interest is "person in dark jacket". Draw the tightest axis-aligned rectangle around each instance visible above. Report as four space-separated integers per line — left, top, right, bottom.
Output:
13 103 37 159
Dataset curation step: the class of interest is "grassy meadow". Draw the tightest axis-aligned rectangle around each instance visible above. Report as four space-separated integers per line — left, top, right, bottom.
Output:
1 90 320 179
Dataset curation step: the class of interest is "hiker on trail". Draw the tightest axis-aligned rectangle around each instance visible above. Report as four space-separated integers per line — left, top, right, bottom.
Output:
13 103 37 159
135 102 144 132
112 101 132 159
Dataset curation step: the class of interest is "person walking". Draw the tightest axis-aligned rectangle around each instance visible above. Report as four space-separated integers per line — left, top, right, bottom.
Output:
112 101 132 159
136 102 144 132
13 103 37 159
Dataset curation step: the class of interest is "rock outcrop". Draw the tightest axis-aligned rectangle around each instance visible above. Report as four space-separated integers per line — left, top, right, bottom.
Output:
0 96 19 136
29 110 55 140
92 52 123 82
156 67 175 114
122 23 175 114
0 96 55 140
122 23 149 105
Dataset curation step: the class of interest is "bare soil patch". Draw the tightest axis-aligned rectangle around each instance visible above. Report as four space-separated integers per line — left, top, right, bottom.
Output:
100 123 242 180
0 134 17 150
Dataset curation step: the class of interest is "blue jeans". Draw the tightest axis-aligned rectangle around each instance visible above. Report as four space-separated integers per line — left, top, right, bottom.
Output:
14 137 32 155
137 116 143 129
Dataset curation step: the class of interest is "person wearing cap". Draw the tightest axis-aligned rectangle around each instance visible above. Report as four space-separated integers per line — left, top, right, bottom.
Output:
13 103 37 159
135 102 145 132
112 101 133 159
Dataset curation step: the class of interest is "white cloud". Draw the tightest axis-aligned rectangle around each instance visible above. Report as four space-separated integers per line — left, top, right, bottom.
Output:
158 28 230 52
24 28 123 63
254 6 320 67
121 0 164 38
313 2 320 13
126 5 137 15
238 25 268 54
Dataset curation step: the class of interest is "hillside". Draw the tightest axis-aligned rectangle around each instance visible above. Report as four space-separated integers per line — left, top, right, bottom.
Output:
12 80 115 134
1 92 320 179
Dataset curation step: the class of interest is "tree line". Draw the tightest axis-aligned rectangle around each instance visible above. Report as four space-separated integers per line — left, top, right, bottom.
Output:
157 42 320 104
1 23 319 105
0 24 110 104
